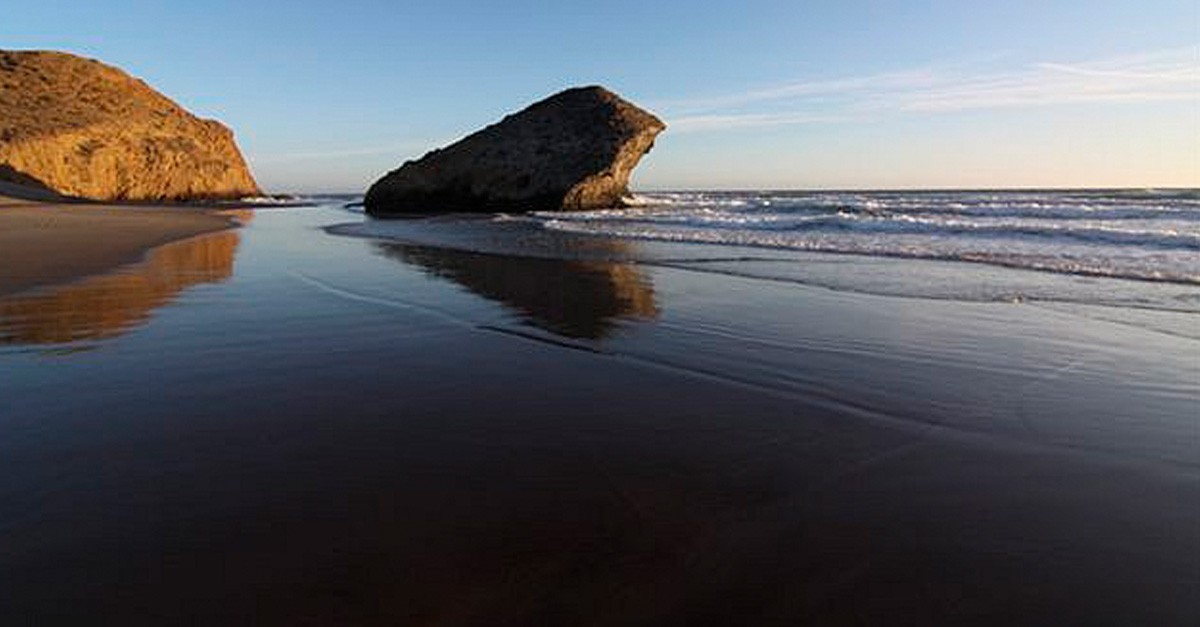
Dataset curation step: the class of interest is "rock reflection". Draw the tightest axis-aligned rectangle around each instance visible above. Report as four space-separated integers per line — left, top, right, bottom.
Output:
376 242 659 339
0 230 241 345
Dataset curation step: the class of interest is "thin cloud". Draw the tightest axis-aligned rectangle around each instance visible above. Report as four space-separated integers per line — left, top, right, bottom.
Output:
659 69 939 114
1036 62 1194 81
661 46 1199 130
671 112 855 133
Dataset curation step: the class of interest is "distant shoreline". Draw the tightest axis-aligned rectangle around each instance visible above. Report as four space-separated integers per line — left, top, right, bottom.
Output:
630 186 1198 194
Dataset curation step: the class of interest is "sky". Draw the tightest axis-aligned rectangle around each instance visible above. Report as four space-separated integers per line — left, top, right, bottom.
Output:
3 0 1197 192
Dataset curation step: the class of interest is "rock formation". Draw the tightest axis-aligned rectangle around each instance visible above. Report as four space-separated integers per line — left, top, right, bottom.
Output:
365 86 664 215
0 50 261 201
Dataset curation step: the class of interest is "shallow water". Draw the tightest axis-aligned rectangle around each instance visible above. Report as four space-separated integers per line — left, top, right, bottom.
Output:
2 204 1197 624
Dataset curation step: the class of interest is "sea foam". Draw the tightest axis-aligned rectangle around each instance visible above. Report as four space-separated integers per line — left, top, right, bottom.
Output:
533 190 1200 284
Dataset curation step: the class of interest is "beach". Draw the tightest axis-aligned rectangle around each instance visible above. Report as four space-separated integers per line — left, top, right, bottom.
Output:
5 2 1198 623
0 190 240 296
1 201 1196 624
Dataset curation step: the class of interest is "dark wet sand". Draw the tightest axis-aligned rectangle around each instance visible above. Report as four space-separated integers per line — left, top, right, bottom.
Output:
0 194 238 296
1 206 1196 625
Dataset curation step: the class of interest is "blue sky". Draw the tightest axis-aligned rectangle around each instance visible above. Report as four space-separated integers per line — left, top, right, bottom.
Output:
4 1 1197 192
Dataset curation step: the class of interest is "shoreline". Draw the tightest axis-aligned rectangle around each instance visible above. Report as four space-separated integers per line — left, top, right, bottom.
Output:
0 193 243 297
325 213 1200 321
2 204 1196 624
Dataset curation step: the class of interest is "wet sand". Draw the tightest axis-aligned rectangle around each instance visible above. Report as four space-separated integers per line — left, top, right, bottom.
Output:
0 193 238 296
1 206 1197 625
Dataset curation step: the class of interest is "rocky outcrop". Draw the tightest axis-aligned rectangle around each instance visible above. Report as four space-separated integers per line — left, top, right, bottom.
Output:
0 50 261 201
365 86 664 215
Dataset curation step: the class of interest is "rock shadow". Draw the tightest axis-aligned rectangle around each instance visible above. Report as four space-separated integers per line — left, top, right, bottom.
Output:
0 164 70 202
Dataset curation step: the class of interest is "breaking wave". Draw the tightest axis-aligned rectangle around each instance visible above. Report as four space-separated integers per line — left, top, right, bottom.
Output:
535 190 1200 284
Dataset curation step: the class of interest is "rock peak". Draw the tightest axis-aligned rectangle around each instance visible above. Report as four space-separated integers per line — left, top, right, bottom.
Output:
0 49 261 202
365 85 664 215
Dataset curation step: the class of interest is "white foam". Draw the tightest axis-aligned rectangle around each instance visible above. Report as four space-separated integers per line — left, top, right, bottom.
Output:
537 191 1200 284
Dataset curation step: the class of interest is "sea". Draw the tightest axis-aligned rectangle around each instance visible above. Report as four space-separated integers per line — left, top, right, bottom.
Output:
536 189 1200 284
334 188 1200 321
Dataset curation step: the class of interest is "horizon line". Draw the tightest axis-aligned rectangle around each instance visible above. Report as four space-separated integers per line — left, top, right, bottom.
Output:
273 185 1200 196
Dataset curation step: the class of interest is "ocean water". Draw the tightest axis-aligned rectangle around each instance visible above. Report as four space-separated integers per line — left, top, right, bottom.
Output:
533 189 1200 284
333 189 1200 319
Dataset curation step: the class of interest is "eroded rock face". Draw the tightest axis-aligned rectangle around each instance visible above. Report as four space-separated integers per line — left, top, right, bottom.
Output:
0 50 261 201
365 86 664 215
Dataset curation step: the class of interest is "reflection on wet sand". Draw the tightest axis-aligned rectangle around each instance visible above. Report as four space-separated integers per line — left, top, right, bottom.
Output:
0 230 241 345
375 242 658 339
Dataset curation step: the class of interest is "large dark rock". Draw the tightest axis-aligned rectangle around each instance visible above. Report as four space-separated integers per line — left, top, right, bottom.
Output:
365 86 664 215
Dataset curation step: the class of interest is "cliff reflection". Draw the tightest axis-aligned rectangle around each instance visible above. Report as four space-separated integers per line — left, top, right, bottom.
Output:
375 242 659 339
0 230 241 345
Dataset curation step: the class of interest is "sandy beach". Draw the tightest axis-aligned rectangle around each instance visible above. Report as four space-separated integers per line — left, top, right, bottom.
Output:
0 189 240 296
4 3 1197 623
1 203 1196 625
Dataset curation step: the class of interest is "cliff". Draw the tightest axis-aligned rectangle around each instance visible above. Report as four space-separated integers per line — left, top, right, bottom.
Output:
0 50 261 201
365 86 664 215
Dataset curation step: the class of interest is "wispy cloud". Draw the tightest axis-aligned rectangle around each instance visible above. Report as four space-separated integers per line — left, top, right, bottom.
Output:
661 46 1199 132
670 112 856 132
660 69 940 114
